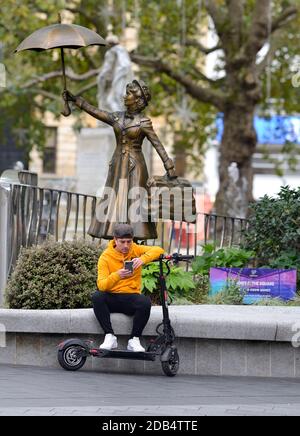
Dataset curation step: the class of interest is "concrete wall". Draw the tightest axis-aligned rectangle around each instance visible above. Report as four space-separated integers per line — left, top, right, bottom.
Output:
1 305 300 377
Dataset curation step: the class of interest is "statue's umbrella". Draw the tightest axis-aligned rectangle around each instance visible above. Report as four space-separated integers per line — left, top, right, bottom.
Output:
15 21 106 116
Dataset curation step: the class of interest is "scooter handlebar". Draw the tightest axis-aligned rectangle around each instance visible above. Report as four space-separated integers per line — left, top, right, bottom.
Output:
161 253 194 262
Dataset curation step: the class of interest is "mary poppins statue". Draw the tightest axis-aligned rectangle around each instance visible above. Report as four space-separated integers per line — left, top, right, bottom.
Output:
63 80 176 240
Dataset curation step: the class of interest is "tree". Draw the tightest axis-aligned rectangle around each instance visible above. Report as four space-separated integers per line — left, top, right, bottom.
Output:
131 0 299 217
0 0 299 217
0 0 110 155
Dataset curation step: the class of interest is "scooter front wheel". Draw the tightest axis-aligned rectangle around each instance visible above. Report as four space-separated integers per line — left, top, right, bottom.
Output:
161 348 179 377
58 345 87 371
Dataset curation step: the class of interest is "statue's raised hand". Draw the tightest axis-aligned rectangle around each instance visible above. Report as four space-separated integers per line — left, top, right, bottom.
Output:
61 90 75 117
62 90 76 102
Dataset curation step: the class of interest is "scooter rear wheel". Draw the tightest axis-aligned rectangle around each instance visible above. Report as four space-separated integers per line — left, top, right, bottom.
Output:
58 345 87 371
161 348 179 377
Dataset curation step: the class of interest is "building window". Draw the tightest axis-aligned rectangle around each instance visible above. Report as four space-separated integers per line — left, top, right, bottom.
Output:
43 127 57 173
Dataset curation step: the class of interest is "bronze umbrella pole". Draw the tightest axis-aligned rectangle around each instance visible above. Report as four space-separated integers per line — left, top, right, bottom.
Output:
59 13 71 117
15 14 107 117
60 46 71 116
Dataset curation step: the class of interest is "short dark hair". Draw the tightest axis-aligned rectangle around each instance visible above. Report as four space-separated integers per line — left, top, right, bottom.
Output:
113 223 134 239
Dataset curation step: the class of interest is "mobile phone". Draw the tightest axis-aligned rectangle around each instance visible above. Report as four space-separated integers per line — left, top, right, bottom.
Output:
124 260 134 273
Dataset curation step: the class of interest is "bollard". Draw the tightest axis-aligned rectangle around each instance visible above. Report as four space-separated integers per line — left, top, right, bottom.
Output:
0 184 10 307
0 171 38 306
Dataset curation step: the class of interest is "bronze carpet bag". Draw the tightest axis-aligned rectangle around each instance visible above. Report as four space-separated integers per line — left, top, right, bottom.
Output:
146 174 197 223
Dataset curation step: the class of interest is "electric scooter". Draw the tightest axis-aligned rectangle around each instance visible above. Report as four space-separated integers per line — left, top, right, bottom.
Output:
57 253 194 377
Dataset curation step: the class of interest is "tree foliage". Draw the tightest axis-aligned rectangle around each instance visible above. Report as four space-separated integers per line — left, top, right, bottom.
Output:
0 0 299 202
243 185 300 263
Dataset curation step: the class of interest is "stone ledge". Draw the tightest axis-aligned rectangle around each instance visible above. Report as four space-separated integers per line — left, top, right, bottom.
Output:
1 305 300 342
1 305 300 377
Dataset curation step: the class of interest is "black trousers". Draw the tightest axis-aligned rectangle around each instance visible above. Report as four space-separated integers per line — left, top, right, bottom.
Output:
91 291 151 338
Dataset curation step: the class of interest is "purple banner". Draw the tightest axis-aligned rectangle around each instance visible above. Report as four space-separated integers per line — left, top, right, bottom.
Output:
209 267 297 304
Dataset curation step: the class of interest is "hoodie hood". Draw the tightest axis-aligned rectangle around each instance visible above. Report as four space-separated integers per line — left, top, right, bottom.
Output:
106 240 134 260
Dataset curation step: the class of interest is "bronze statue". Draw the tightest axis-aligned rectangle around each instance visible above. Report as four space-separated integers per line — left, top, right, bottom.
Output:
63 80 176 240
97 35 133 112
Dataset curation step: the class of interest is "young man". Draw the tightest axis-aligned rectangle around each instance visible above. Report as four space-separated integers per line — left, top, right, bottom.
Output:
92 224 164 352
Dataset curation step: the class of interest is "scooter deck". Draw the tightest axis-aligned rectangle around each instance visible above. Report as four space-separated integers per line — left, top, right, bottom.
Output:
89 348 156 361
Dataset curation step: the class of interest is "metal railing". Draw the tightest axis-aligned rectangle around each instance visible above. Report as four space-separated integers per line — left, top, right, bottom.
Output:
1 183 96 275
0 182 248 302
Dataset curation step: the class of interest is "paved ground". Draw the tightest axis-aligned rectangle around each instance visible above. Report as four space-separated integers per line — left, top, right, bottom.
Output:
0 364 300 416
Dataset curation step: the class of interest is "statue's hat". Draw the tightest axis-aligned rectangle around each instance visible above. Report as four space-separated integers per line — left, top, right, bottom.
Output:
133 80 151 106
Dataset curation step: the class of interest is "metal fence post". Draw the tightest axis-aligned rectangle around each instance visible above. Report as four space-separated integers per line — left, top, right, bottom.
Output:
0 184 10 307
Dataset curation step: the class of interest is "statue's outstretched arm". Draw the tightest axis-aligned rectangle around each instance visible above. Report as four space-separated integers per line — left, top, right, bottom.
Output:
142 118 176 178
63 90 114 125
74 96 114 125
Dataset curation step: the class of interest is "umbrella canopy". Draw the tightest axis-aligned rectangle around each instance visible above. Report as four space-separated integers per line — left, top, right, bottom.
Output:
15 23 106 52
15 22 107 116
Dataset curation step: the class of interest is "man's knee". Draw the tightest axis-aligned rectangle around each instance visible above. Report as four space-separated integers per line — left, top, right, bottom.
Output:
136 294 151 310
91 290 106 305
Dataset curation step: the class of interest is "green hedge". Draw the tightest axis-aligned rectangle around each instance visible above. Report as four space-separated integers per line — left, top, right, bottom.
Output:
5 239 101 309
243 186 300 265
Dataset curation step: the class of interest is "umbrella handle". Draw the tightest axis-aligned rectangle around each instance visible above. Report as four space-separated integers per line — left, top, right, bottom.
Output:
61 91 72 117
60 48 71 117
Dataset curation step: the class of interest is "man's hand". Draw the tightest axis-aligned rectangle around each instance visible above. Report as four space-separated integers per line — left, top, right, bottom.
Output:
132 258 144 270
117 268 133 279
62 89 76 102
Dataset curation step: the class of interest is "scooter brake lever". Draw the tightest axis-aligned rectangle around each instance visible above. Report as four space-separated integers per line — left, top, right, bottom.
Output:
165 260 171 276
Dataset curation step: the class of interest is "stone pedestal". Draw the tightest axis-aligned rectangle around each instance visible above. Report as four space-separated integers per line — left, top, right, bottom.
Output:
76 127 115 196
76 127 153 197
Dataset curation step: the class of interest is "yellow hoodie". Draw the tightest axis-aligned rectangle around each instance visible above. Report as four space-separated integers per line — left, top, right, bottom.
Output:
97 241 165 294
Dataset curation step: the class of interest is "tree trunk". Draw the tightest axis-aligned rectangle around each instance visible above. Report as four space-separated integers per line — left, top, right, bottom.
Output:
173 132 187 177
174 149 187 177
214 103 257 218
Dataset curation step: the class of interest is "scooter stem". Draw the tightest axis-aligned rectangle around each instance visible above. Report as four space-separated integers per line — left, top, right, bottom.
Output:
158 256 173 343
